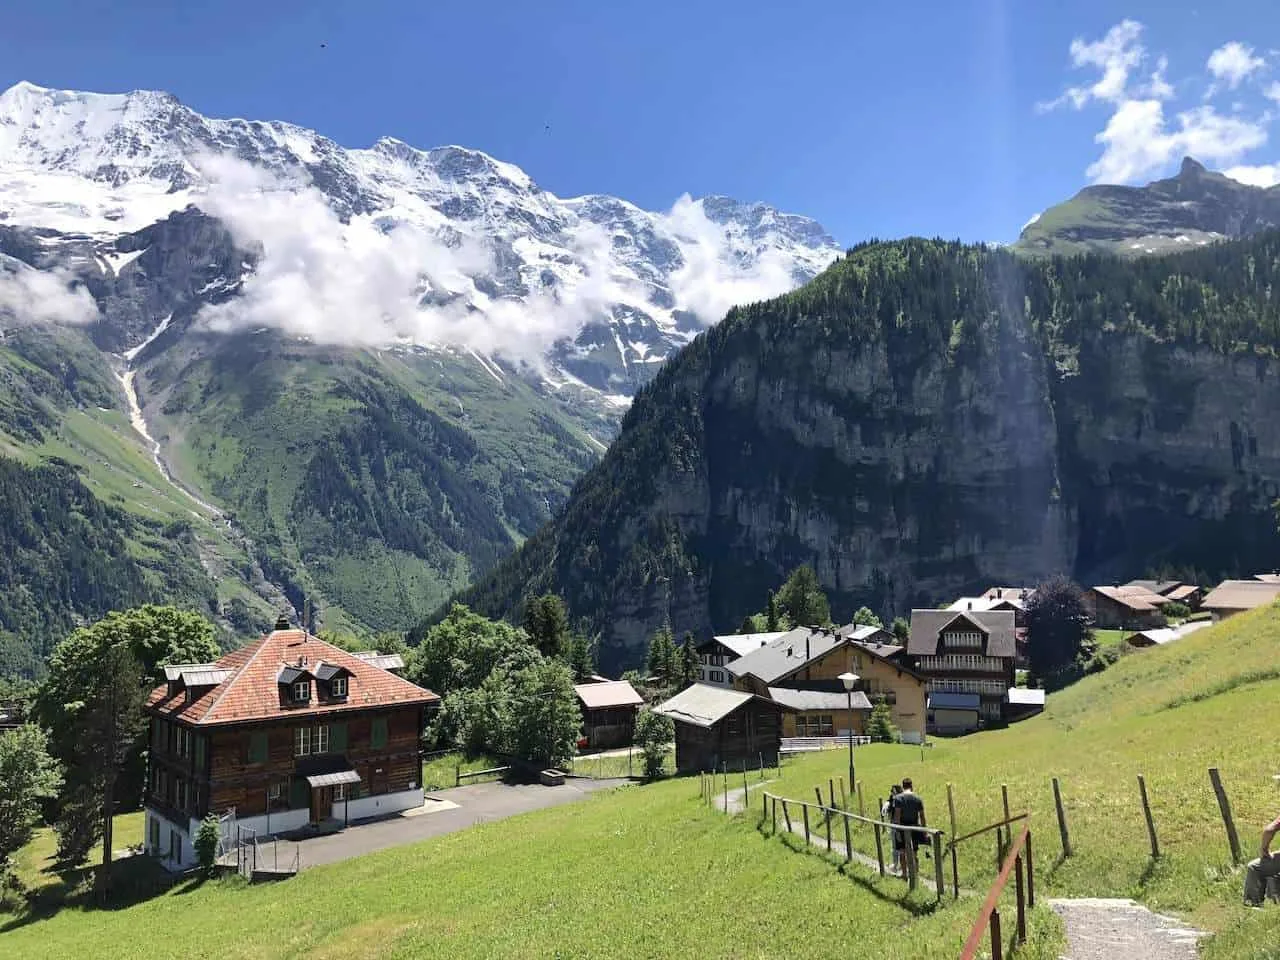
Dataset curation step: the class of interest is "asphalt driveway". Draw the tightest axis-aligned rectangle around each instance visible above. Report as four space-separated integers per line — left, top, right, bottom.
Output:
269 777 631 871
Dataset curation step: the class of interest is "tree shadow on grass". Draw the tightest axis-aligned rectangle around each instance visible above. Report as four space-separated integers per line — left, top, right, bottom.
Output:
0 855 178 934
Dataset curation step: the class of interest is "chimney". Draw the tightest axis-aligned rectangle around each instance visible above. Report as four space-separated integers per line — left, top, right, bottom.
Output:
805 634 810 662
967 601 973 611
996 588 1002 598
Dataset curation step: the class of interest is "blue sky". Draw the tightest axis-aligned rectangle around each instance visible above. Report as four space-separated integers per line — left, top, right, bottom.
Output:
3 1 1279 244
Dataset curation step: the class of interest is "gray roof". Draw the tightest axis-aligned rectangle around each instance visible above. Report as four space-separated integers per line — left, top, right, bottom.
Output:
1125 579 1183 596
907 609 1016 658
350 650 406 671
709 632 789 658
277 665 307 684
726 627 843 683
835 623 891 642
928 692 981 710
1202 580 1280 611
653 684 757 728
574 680 643 710
306 769 361 788
163 662 222 682
767 687 872 712
312 661 349 681
180 669 233 687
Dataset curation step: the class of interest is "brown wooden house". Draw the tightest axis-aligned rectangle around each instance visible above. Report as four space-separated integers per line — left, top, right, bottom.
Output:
654 683 781 774
574 680 643 749
908 609 1017 732
143 618 438 869
1082 585 1168 630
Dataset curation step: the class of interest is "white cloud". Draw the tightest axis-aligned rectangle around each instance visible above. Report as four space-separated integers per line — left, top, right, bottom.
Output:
1206 41 1266 92
1223 161 1280 186
1264 81 1280 104
1041 22 1273 185
660 195 798 324
1038 19 1147 111
0 259 99 329
1088 100 1266 183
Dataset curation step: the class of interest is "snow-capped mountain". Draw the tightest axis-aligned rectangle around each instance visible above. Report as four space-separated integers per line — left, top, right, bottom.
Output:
0 81 840 395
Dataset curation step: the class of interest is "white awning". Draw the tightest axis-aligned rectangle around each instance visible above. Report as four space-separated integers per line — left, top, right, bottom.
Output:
304 769 361 788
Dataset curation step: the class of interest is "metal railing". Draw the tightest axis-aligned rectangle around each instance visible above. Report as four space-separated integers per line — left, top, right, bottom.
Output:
780 734 872 753
958 822 1034 960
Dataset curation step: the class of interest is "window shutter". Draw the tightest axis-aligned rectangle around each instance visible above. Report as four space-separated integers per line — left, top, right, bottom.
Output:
371 716 388 749
330 722 347 753
249 731 268 763
289 777 309 809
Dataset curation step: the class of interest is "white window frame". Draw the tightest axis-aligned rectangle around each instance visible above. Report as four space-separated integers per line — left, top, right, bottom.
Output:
314 724 329 754
268 782 282 800
331 677 347 697
294 726 311 756
293 680 309 702
333 783 346 801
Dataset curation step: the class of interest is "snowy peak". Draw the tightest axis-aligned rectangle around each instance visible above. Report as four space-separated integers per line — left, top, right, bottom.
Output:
0 81 841 396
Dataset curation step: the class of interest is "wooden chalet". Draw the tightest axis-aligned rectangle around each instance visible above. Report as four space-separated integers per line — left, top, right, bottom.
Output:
727 626 927 742
142 618 438 869
654 683 781 774
695 632 787 687
1082 585 1168 630
574 679 643 749
907 609 1017 732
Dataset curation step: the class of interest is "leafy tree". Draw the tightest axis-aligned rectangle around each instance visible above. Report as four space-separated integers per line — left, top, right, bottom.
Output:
865 695 897 742
738 613 767 633
776 565 831 628
37 606 217 812
851 607 883 629
522 594 570 659
372 630 410 657
634 708 674 779
891 617 910 643
1161 601 1191 620
194 814 221 878
559 631 597 683
0 724 62 892
509 658 580 767
319 631 370 653
406 603 529 694
1024 576 1096 679
40 631 146 901
766 591 781 631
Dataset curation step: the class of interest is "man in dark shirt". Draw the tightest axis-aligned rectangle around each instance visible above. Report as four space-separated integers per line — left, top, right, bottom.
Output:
892 777 928 869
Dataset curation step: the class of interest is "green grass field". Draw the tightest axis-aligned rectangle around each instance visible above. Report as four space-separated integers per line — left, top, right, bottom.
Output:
0 777 1064 959
764 603 1280 955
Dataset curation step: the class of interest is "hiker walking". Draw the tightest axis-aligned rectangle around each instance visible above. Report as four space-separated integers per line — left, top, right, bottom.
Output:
892 777 928 876
882 784 904 874
1244 813 1280 906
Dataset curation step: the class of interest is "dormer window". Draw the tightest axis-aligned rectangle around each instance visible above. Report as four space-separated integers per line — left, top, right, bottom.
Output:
331 677 347 698
293 680 310 703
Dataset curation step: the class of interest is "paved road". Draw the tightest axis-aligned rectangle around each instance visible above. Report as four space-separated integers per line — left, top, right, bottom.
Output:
263 778 631 871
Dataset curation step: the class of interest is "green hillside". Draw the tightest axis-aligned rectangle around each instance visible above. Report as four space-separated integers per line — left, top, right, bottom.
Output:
768 602 1280 955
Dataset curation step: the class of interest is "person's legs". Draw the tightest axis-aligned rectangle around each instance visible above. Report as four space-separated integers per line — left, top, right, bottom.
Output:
1244 854 1280 904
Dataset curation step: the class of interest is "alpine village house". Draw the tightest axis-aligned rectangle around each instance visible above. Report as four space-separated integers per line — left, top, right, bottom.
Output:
143 618 439 868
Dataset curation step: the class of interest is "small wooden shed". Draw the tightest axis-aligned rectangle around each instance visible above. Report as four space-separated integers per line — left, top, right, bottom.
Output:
654 683 781 774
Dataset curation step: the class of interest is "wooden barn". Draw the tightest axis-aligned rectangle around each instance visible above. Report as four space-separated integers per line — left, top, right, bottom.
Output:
143 618 438 869
574 679 643 749
653 683 781 774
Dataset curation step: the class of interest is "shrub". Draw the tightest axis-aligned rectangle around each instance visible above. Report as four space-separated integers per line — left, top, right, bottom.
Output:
865 695 897 742
195 814 221 878
1161 601 1191 619
634 708 674 779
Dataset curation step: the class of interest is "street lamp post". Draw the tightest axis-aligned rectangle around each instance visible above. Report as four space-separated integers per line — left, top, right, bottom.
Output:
838 671 860 804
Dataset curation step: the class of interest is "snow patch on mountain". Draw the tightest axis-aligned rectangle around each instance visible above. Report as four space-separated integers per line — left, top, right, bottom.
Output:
0 80 841 392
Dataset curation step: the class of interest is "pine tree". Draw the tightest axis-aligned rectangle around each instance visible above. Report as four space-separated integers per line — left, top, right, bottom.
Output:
776 565 831 628
680 634 700 689
646 623 677 685
766 591 780 631
865 695 897 742
522 594 570 659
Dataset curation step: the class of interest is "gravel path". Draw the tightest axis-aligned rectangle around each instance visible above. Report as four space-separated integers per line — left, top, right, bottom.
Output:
1049 898 1207 960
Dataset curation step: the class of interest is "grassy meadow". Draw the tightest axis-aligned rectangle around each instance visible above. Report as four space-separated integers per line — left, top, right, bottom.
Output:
0 774 1064 959
763 603 1280 954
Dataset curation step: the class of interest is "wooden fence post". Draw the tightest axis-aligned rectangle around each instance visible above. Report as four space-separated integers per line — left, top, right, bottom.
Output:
873 818 886 876
933 832 944 903
947 782 960 899
1209 767 1242 864
844 811 852 862
906 834 918 891
759 753 764 780
990 908 1004 960
1001 783 1011 849
1014 852 1027 945
826 805 833 851
1137 774 1160 860
1052 777 1072 858
839 777 847 811
1026 831 1035 907
857 781 866 819
803 803 811 845
828 778 836 811
743 761 748 800
772 795 778 834
782 799 792 833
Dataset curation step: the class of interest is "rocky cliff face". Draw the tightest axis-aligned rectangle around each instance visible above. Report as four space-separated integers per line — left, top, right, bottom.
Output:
461 237 1280 672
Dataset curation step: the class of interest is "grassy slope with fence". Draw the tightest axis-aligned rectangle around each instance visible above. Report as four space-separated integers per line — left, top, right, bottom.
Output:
762 601 1280 957
1 772 1061 959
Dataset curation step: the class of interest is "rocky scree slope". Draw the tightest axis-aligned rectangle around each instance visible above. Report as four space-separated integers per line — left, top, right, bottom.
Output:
460 235 1280 673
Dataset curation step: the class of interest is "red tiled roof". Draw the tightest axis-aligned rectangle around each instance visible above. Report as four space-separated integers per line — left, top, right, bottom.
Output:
146 629 438 726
